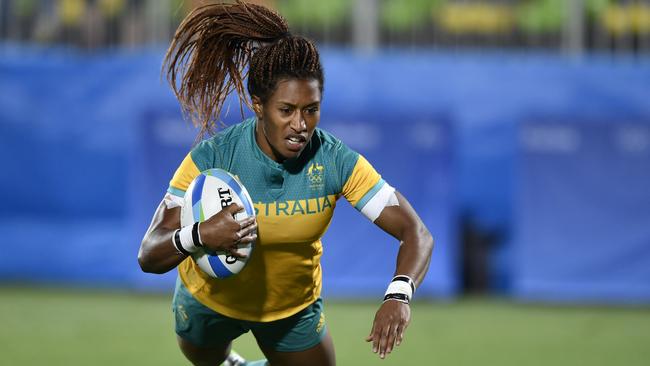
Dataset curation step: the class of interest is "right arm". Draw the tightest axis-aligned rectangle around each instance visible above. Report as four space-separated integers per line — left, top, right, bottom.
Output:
137 201 185 274
138 200 257 274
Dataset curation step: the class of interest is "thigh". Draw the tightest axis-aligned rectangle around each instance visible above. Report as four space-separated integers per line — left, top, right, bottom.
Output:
172 278 249 364
177 336 232 366
252 298 335 366
257 331 335 366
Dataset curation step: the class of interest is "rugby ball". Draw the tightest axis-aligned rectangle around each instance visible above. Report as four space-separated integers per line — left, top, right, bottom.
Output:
180 168 256 279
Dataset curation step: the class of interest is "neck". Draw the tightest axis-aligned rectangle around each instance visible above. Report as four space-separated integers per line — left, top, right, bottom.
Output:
255 119 284 163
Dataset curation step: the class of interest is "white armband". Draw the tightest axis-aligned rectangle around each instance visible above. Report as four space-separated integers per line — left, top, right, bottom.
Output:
360 182 399 222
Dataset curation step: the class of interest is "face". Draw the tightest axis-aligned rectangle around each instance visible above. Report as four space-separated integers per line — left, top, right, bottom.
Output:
253 78 322 162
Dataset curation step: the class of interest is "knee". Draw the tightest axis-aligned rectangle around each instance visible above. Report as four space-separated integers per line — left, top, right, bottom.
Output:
177 335 231 366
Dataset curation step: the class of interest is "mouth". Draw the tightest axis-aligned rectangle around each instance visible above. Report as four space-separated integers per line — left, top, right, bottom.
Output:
285 134 308 152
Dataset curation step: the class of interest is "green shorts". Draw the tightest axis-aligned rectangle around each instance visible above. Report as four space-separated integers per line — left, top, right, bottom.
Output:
172 278 327 352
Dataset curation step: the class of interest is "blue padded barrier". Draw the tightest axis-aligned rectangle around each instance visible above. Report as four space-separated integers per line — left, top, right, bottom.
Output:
513 119 650 303
2 45 650 302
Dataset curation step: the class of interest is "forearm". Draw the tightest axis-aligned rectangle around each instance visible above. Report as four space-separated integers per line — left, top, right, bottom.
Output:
137 202 186 274
374 191 434 288
364 191 433 358
138 229 187 274
393 223 433 287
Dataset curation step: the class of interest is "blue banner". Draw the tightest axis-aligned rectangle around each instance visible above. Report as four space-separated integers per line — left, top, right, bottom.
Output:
513 119 650 303
2 46 650 302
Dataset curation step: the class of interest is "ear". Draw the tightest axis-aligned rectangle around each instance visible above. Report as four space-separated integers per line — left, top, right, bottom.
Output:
251 96 263 119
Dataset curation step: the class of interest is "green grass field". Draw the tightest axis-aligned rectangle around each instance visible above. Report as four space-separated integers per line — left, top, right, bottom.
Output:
1 286 649 366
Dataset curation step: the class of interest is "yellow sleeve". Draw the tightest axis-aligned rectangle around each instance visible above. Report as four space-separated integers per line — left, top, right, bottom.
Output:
167 153 201 197
341 155 383 209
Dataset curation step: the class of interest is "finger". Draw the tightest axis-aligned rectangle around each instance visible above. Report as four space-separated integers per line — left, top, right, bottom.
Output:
237 216 256 228
372 332 379 355
224 203 244 215
385 324 398 355
226 248 247 259
378 325 392 359
395 322 405 346
375 323 386 355
237 233 257 244
365 324 375 342
238 223 258 237
366 324 379 353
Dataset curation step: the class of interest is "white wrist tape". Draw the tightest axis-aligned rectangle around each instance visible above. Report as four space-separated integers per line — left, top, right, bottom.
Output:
383 275 416 304
179 225 201 254
384 279 413 300
196 222 204 245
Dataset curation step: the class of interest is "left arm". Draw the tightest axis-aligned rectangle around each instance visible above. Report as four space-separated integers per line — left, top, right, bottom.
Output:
364 190 434 359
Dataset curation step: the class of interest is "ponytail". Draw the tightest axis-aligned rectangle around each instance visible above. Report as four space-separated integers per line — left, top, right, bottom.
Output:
164 1 289 137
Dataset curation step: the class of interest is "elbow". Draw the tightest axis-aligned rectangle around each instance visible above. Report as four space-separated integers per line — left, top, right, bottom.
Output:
418 224 435 255
137 251 154 274
138 256 166 274
137 245 165 274
401 221 434 255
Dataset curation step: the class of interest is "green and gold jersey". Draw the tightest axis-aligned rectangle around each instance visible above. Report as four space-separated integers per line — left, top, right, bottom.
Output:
168 117 385 322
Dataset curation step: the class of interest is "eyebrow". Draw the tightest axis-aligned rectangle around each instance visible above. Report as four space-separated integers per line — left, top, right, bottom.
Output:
276 101 320 107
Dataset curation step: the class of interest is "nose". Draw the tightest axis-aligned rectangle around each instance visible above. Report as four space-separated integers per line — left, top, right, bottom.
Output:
290 112 307 132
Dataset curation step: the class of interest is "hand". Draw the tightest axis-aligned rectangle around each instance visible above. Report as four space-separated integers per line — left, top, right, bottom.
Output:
365 300 411 359
198 203 257 258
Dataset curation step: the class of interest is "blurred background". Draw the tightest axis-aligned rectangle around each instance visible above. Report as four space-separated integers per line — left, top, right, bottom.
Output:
1 1 649 365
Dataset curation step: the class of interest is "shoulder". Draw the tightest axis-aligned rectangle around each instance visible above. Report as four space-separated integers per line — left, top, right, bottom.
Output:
313 128 355 156
313 127 359 165
195 118 250 152
311 127 362 191
191 118 253 169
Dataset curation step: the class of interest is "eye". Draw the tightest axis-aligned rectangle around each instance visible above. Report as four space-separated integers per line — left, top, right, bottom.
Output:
305 107 319 115
279 107 292 114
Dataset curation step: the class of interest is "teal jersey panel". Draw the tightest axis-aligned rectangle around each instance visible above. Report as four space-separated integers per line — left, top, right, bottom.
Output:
189 118 361 204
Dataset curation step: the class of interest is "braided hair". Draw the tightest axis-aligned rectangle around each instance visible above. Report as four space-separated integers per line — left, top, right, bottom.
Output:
164 1 324 137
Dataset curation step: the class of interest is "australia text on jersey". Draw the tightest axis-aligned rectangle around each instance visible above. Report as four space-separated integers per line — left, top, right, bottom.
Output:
254 196 334 217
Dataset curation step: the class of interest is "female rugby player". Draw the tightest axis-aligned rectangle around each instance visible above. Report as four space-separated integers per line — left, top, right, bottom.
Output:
138 2 434 365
